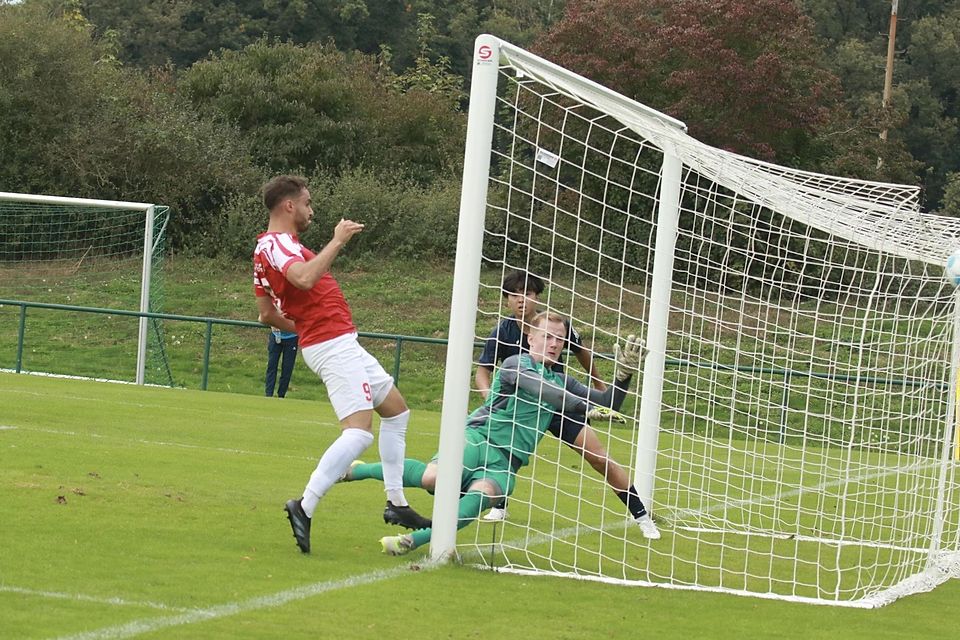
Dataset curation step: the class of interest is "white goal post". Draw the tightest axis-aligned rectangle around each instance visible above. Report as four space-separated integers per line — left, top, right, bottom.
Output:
0 191 170 385
433 35 960 607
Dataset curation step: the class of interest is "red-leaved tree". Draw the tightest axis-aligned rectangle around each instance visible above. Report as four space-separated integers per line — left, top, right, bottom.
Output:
535 0 842 162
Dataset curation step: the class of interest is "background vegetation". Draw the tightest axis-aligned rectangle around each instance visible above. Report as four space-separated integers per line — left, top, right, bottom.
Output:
4 0 960 264
3 3 960 624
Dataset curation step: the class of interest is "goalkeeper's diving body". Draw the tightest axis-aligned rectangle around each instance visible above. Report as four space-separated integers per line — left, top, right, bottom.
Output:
476 270 650 527
343 311 661 556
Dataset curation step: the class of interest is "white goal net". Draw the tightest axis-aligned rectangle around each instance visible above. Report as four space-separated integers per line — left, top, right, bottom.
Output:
0 192 172 386
433 36 960 607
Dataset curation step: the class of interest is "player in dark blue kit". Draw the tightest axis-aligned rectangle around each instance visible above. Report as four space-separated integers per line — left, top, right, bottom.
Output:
474 271 654 530
475 271 605 399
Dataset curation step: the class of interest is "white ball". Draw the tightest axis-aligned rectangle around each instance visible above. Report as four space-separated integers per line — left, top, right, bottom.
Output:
946 249 960 286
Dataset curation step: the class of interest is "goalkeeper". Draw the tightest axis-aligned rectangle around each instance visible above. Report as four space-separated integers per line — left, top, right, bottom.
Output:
342 311 661 556
476 270 648 529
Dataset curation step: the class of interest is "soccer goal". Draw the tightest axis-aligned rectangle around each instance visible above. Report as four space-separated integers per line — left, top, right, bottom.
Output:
433 35 960 607
0 191 172 386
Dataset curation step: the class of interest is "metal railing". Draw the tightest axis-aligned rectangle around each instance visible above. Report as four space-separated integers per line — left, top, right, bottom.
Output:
0 298 450 390
2 298 939 444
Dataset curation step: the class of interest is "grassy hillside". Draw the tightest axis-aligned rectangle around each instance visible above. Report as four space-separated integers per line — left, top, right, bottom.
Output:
0 256 460 409
0 254 639 410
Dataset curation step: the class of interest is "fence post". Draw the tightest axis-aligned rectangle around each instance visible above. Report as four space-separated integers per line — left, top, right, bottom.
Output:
201 321 213 390
393 337 404 386
16 304 26 373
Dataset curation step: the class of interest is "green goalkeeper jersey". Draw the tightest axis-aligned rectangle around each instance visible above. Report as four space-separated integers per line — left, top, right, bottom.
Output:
466 353 590 468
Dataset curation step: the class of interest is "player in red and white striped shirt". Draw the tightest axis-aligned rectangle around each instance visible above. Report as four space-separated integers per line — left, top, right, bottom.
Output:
253 175 430 554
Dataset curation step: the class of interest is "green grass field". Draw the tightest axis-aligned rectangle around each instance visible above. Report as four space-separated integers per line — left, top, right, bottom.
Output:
3 372 960 640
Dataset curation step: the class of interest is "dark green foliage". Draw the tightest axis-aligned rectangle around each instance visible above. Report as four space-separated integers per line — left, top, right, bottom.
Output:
0 5 466 259
80 0 414 70
10 0 960 263
799 0 960 212
180 39 465 183
78 0 569 78
210 169 462 262
0 2 262 249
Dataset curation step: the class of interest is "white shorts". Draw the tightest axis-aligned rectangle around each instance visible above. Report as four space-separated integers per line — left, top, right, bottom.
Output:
300 332 394 420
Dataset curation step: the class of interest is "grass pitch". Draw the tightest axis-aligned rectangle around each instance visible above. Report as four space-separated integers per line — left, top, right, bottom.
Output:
2 372 959 639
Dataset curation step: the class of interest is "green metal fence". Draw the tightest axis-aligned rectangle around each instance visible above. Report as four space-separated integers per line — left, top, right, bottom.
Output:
2 298 939 446
0 298 450 390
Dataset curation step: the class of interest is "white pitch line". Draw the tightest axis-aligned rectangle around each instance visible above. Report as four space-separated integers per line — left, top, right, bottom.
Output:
14 425 315 462
469 456 953 556
0 425 17 431
0 585 198 613
36 454 949 639
51 563 434 640
665 458 947 521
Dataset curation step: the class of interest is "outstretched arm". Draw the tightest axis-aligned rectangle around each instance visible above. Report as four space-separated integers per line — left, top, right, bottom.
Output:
285 219 363 290
575 347 607 392
563 373 630 412
580 333 646 411
499 359 625 415
497 335 645 415
496 356 586 414
560 334 646 412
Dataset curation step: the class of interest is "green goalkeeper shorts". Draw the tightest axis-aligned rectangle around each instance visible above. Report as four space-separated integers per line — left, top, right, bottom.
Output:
432 428 515 498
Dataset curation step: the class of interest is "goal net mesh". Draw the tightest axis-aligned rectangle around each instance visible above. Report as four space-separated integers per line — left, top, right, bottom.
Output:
457 41 960 607
0 196 172 386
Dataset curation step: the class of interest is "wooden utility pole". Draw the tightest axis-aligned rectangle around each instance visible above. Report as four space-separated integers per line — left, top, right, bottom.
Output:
880 0 899 145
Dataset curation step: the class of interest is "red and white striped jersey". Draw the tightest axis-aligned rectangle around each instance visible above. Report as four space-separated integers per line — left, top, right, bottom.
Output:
253 231 356 348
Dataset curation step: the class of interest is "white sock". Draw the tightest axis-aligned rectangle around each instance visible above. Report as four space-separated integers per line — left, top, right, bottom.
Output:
378 410 410 507
301 428 374 518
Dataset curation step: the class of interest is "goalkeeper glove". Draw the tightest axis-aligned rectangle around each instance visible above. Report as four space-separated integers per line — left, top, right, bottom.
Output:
614 334 646 381
586 406 628 424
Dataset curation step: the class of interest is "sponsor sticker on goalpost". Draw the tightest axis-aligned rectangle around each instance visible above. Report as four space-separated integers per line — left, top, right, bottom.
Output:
476 43 494 65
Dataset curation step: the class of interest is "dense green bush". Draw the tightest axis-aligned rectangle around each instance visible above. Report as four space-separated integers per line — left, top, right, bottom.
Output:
180 39 465 184
211 169 462 262
0 2 263 249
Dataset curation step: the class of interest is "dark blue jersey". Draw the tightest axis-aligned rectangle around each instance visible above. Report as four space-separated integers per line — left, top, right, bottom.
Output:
477 316 584 373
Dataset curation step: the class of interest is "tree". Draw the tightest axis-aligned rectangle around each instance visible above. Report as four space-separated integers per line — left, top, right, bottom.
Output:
77 0 568 81
799 1 960 209
0 1 261 249
941 171 960 216
79 0 410 69
536 0 841 163
806 37 920 185
800 0 949 47
179 39 465 183
388 13 465 109
901 10 960 206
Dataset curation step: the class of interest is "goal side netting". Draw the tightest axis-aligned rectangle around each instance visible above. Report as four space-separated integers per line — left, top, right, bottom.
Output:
432 35 960 607
0 192 173 386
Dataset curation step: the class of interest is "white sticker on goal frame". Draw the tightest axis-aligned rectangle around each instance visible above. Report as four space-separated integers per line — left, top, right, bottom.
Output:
536 148 560 169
